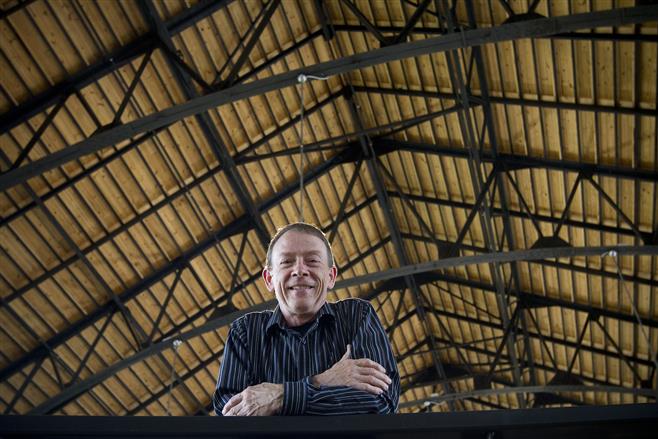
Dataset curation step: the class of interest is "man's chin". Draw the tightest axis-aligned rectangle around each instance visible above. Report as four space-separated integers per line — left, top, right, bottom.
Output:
290 304 315 315
289 299 322 314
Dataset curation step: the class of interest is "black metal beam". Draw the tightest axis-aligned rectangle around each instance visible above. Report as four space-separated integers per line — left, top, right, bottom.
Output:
125 345 223 416
332 24 658 42
314 0 335 41
401 366 560 410
392 0 432 44
0 0 234 134
371 270 658 329
8 404 658 436
0 90 342 231
8 99 66 170
1 160 222 304
0 0 37 19
409 334 652 396
390 304 655 368
339 0 388 45
3 4 655 191
401 384 654 408
344 86 460 410
389 191 652 262
392 188 647 240
28 300 276 415
498 0 515 17
335 244 658 290
374 138 658 183
237 89 344 158
140 0 271 247
435 0 526 406
235 30 323 84
166 0 235 34
399 229 656 289
352 85 658 118
0 36 156 134
0 126 169 229
220 0 281 87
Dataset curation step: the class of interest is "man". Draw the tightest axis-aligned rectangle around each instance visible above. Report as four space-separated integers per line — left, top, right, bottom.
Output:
213 222 400 415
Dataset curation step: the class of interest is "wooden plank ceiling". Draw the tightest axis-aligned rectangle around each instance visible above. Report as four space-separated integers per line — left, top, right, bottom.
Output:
0 0 656 415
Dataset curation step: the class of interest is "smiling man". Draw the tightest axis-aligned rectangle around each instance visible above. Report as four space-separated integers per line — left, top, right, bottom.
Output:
213 222 400 416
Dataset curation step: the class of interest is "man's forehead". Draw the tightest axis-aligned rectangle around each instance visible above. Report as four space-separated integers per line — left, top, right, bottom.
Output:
273 230 326 253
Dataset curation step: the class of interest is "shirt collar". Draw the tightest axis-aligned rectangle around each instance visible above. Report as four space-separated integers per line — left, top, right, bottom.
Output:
266 301 336 334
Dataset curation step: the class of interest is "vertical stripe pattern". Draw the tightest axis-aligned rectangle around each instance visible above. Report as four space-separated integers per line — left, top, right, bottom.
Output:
213 298 400 415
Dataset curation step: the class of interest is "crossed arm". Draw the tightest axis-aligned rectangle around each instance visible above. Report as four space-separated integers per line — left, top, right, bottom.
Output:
213 305 400 415
221 345 392 416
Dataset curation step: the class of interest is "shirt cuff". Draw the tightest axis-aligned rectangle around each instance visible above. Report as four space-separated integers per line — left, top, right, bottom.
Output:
281 379 308 415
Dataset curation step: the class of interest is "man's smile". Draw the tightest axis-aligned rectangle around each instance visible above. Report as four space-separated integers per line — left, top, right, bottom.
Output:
287 284 316 292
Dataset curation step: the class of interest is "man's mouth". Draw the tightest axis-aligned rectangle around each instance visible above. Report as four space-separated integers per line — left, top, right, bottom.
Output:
288 285 315 291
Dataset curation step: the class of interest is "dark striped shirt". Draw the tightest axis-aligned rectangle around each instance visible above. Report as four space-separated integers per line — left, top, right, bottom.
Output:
213 298 400 415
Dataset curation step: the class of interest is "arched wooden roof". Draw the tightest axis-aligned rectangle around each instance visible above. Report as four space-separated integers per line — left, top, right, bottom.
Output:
0 0 656 415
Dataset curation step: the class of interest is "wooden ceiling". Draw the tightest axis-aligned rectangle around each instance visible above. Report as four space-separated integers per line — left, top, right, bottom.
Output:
0 0 656 415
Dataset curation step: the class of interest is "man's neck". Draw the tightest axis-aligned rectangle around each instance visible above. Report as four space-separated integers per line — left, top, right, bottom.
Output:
283 313 315 328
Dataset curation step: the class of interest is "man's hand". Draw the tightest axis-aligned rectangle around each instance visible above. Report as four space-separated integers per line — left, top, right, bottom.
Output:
222 383 283 416
311 344 392 395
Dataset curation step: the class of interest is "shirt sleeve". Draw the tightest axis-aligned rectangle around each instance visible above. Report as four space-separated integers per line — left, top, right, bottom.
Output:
279 301 400 415
212 319 253 415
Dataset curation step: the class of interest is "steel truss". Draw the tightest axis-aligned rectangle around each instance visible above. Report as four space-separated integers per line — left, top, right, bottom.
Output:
345 85 460 408
1 1 657 415
1 4 656 191
5 93 656 396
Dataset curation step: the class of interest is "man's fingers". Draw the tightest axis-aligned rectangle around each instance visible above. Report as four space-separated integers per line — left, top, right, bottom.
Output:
234 403 250 416
341 344 351 361
354 365 391 389
356 364 390 386
354 358 387 373
374 369 392 385
354 367 390 390
228 404 246 417
354 381 385 395
222 394 242 415
359 372 390 391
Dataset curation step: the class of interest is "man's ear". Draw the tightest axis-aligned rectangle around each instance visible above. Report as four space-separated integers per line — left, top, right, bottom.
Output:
327 265 337 289
262 267 275 292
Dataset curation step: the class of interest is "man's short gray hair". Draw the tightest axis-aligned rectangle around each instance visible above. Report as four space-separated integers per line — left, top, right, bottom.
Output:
265 222 334 268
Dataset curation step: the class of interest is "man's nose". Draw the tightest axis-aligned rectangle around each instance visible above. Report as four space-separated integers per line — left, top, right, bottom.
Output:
291 259 309 276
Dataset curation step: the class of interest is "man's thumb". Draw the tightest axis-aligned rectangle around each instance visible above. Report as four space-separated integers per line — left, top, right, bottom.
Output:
341 344 351 360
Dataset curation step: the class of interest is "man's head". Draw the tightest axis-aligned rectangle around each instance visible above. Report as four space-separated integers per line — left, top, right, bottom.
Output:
262 223 337 326
265 223 334 269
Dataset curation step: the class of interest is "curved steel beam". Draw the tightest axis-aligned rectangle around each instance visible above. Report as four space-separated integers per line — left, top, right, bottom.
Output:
2 4 656 192
336 245 658 289
400 384 656 409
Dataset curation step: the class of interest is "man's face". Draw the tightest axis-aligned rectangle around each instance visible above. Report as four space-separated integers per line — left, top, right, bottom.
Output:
262 230 337 326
